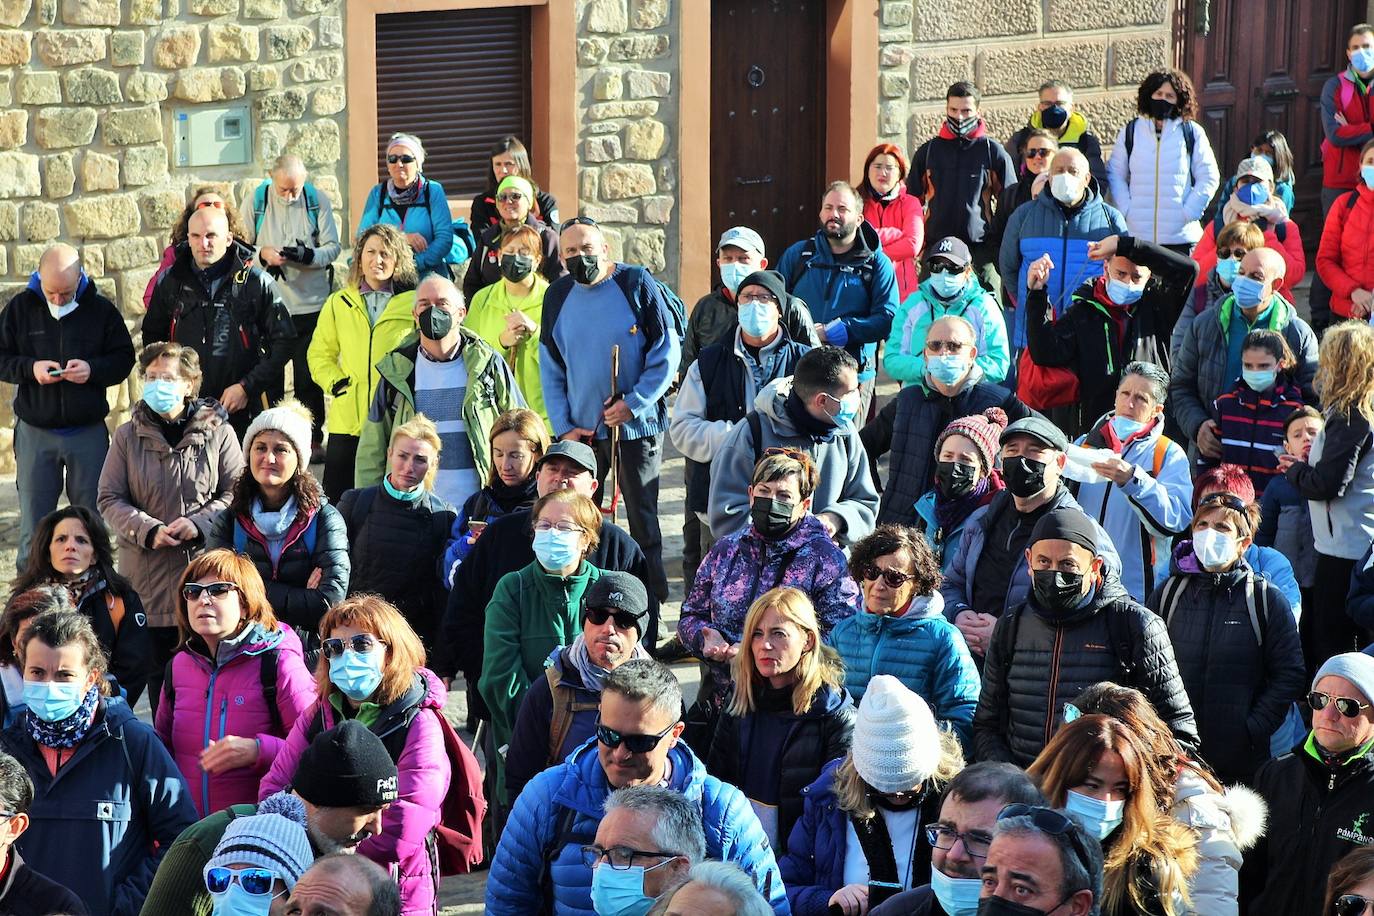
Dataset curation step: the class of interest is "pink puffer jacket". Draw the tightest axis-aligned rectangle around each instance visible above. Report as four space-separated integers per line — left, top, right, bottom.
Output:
154 623 316 817
260 668 452 916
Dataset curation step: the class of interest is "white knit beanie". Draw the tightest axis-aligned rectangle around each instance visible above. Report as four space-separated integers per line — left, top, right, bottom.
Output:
204 792 313 890
851 675 942 793
242 399 313 466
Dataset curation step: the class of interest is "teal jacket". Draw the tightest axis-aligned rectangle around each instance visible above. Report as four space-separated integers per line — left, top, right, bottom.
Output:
884 277 1010 385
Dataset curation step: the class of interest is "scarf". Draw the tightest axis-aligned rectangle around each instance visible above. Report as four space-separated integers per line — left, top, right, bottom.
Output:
488 476 538 514
251 496 299 565
387 175 424 207
934 472 1002 533
566 635 649 693
1221 189 1289 229
783 389 838 442
48 569 100 608
26 685 100 749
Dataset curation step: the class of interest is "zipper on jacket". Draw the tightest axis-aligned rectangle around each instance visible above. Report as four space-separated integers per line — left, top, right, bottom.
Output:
200 666 220 814
1152 125 1161 242
1044 627 1065 747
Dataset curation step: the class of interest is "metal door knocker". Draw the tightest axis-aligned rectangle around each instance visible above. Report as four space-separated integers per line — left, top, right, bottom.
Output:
747 65 766 88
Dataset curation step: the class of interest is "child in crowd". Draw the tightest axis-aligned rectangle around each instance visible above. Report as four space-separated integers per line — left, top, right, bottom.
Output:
1211 329 1306 494
1257 406 1322 608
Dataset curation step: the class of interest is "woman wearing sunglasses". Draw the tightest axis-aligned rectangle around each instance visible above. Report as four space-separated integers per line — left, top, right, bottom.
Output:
706 587 854 854
461 175 563 304
156 549 316 817
202 792 313 916
471 135 560 231
143 185 253 311
1029 714 1200 916
260 595 455 916
830 524 979 748
356 133 453 278
989 129 1058 255
1325 847 1374 916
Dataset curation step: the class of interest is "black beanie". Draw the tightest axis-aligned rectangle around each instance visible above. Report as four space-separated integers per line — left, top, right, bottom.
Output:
736 269 788 306
292 720 399 808
1028 509 1099 556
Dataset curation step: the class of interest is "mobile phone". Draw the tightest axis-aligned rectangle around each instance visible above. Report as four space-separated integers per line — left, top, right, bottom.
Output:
467 521 487 537
47 368 63 376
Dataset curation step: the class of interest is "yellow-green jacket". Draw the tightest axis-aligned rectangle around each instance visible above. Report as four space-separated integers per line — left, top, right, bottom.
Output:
307 286 418 436
464 276 551 434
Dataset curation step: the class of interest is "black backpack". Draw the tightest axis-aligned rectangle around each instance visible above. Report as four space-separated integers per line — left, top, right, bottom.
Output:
1122 118 1198 187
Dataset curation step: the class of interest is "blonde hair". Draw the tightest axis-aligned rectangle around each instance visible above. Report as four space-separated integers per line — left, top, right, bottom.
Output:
389 414 442 490
833 731 965 820
1315 321 1374 420
315 595 427 706
486 408 549 486
1215 220 1265 253
728 587 845 717
347 223 418 292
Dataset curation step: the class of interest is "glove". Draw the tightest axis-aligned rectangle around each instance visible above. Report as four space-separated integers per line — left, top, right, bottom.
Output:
330 378 351 397
280 244 313 264
823 318 849 347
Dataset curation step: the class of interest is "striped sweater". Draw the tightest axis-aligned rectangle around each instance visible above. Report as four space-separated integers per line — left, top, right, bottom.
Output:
1212 376 1306 494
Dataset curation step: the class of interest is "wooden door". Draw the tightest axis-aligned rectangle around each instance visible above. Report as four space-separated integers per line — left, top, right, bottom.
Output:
710 0 827 267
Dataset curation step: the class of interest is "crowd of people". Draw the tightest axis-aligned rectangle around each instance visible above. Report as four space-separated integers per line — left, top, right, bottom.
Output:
3 25 1374 916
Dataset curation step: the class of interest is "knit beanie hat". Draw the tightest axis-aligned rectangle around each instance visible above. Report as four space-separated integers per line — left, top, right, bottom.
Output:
497 175 536 203
291 719 400 808
1314 652 1374 706
242 399 314 467
935 407 1007 473
205 792 313 890
851 675 942 793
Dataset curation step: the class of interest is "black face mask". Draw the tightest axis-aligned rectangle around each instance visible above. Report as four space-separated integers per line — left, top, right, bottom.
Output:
416 305 453 341
1002 455 1048 499
751 496 798 539
1148 97 1178 120
566 254 601 285
1040 104 1069 130
1032 568 1088 613
935 460 979 499
947 115 978 137
499 253 534 282
978 893 1070 916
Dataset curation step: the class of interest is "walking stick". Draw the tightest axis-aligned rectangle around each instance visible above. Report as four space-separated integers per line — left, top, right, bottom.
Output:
609 344 621 525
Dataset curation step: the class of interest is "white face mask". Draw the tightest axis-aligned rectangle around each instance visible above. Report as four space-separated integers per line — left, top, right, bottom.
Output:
47 299 78 321
1193 527 1238 571
1050 173 1083 205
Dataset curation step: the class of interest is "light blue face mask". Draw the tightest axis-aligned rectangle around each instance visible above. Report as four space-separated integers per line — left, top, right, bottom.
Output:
930 864 983 916
928 270 967 299
142 379 184 415
1105 277 1144 306
1230 274 1268 310
1065 788 1124 840
210 884 277 916
1362 165 1374 190
22 680 86 723
738 300 777 339
1109 414 1145 440
1215 257 1241 286
1354 47 1374 74
328 648 385 703
1243 368 1277 392
824 391 861 431
533 528 583 572
718 261 753 294
928 353 970 386
590 860 674 916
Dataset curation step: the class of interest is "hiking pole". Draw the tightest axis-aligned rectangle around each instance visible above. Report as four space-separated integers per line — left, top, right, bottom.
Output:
609 344 621 525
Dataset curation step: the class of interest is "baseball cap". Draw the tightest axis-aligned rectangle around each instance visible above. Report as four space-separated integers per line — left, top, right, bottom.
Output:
925 236 972 269
539 440 598 476
1235 156 1274 185
717 226 766 257
1000 416 1070 453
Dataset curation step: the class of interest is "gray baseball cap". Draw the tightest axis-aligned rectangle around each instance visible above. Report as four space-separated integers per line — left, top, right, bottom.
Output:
539 440 598 475
717 226 765 256
999 416 1070 453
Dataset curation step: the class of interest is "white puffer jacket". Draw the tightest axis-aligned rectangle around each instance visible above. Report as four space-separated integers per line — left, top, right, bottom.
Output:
1107 117 1221 245
1170 767 1268 916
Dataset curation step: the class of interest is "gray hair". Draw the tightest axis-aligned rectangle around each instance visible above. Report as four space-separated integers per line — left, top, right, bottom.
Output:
601 659 683 725
0 752 33 818
603 786 706 864
1038 79 1074 100
271 154 305 176
307 854 400 916
994 815 1102 912
651 862 773 916
929 313 976 342
1122 360 1169 406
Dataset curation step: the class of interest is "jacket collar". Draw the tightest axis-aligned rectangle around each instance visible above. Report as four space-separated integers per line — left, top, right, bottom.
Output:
1028 109 1090 144
377 328 496 403
555 736 708 817
131 398 229 450
807 220 882 265
1217 294 1291 336
25 269 91 302
937 119 989 142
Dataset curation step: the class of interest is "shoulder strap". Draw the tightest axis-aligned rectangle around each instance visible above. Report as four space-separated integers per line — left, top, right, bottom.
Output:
1183 122 1197 186
1151 435 1171 478
1350 190 1362 211
260 646 283 734
347 488 379 549
302 183 321 246
1105 603 1137 677
544 666 570 764
1123 121 1135 159
372 182 387 222
747 410 764 470
788 240 818 290
162 656 176 712
541 803 584 907
1243 573 1268 646
233 520 247 554
105 593 126 633
1160 576 1188 628
1274 220 1287 243
252 181 270 237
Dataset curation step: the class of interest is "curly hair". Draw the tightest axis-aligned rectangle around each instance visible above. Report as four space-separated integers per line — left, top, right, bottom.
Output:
847 524 941 599
227 461 322 519
346 223 418 293
170 185 250 247
1136 69 1199 121
1315 320 1374 420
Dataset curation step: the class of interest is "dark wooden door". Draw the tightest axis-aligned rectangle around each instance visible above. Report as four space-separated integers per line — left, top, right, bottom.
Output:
710 0 827 266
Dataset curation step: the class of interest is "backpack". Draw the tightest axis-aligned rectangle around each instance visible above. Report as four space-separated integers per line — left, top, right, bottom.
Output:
786 238 876 292
999 595 1139 678
1122 118 1198 186
448 219 477 267
1156 569 1269 646
544 665 599 768
161 645 284 736
540 267 687 372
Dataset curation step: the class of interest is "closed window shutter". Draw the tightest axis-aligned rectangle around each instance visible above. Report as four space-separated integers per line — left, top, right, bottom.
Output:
375 8 532 204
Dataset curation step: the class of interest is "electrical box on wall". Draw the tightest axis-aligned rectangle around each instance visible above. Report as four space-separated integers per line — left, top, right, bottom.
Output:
174 106 252 168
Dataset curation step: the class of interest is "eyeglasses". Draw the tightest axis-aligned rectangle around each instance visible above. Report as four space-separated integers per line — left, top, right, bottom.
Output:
859 565 916 588
1336 894 1374 916
182 581 237 602
559 216 599 233
738 293 780 306
763 446 808 462
386 154 416 165
927 261 963 275
205 866 279 897
925 339 967 354
870 163 899 173
596 719 675 753
321 634 387 660
195 199 224 210
1216 247 1250 260
925 824 993 859
534 521 586 534
497 193 526 204
581 844 681 870
1309 691 1373 718
1198 492 1247 512
1025 148 1055 159
584 606 644 631
997 804 1093 878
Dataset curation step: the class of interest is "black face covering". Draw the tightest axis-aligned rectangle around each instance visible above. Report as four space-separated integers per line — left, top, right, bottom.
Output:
416 305 453 340
978 893 1069 916
935 460 978 499
566 254 601 285
1032 569 1087 613
499 253 534 282
1148 97 1178 120
1002 455 1048 499
1040 104 1069 130
751 496 798 539
947 115 978 137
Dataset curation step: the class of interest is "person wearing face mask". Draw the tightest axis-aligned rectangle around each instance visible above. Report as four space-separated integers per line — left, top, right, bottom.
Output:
1318 137 1374 322
1210 330 1306 494
587 786 705 916
886 239 1011 387
0 587 74 729
0 610 196 916
913 409 1008 573
1024 233 1198 437
990 131 1059 258
1028 715 1200 916
0 750 89 915
708 346 879 544
681 451 859 723
0 243 136 573
199 792 313 916
971 509 1197 767
1172 221 1264 351
1172 247 1318 464
860 143 927 300
1147 493 1305 785
1007 81 1109 193
1106 69 1220 253
1194 156 1306 291
1068 361 1193 603
462 175 564 303
356 133 454 278
907 82 1018 300
975 805 1105 916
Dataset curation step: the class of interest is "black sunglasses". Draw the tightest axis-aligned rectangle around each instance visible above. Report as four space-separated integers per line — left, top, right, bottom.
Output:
182 581 237 601
927 260 963 274
998 804 1093 877
1337 895 1374 916
559 215 599 233
1309 691 1373 719
386 154 416 165
584 606 644 631
1198 492 1247 512
1025 148 1054 159
859 565 915 588
321 634 388 660
596 719 675 754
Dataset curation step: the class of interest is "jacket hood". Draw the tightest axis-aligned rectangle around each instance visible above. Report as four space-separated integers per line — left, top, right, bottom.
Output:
369 668 446 741
555 733 708 818
1220 784 1268 850
1215 292 1295 337
132 397 230 447
26 269 91 302
1169 540 1254 581
1172 766 1267 851
900 591 946 619
756 376 795 424
808 219 883 264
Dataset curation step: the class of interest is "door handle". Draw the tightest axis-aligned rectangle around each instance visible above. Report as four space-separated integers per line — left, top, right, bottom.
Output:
735 175 774 186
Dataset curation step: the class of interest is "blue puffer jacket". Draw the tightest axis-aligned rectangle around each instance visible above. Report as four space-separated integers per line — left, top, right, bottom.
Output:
486 738 790 915
829 593 980 749
356 178 455 275
997 183 1127 346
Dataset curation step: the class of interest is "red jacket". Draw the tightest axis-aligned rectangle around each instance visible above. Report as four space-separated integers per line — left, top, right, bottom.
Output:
1317 184 1374 319
863 186 925 300
1192 219 1306 288
1323 71 1374 189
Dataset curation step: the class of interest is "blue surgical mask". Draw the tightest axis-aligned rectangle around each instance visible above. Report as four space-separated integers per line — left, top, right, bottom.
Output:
1215 257 1241 286
928 353 970 386
1354 47 1374 74
1231 274 1268 310
825 391 861 431
1362 165 1374 190
328 648 385 703
22 680 87 723
533 528 583 572
1105 277 1144 306
738 300 776 339
719 262 753 294
1109 415 1145 440
142 379 183 415
930 865 982 916
590 862 665 916
1237 181 1268 207
1243 368 1277 392
928 270 967 299
1065 789 1124 840
211 884 277 916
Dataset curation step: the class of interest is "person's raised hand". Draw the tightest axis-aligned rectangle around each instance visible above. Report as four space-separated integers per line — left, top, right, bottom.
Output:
1026 254 1054 291
827 883 869 916
1087 235 1120 261
1196 420 1223 459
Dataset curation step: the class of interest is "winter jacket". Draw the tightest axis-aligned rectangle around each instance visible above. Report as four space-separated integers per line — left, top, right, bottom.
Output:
1257 476 1317 590
99 399 244 628
707 682 854 855
261 670 452 916
998 182 1128 347
972 583 1198 766
780 757 941 916
480 560 601 803
440 478 537 586
356 330 523 487
941 486 1122 620
681 286 819 374
777 222 899 380
861 368 1031 526
1212 376 1306 494
1169 294 1318 443
1212 175 1297 221
471 187 560 231
1317 184 1374 320
1147 549 1305 784
1008 112 1109 189
1321 70 1374 190
679 515 860 710
884 277 1011 384
207 501 350 637
0 272 135 429
154 623 316 816
504 646 600 804
863 186 926 299
142 241 296 418
1284 407 1374 560
708 377 879 544
1193 217 1306 290
829 593 980 747
357 179 455 276
1350 542 1374 631
1170 768 1266 916
1070 415 1194 601
464 274 552 432
461 215 564 303
0 698 197 916
138 801 258 916
1106 118 1221 245
1249 735 1374 916
0 849 89 916
240 180 343 316
75 578 156 705
914 488 993 574
908 121 1017 247
336 484 455 644
487 737 789 916
306 284 418 437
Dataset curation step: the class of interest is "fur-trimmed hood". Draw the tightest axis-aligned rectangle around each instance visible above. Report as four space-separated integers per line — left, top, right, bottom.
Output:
1173 765 1268 850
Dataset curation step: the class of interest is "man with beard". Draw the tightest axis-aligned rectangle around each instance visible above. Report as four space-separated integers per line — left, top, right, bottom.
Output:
139 721 398 916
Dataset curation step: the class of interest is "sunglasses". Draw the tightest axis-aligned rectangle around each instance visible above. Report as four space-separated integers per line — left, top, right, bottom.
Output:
1216 247 1250 260
559 215 599 233
859 565 915 588
195 199 225 209
1198 492 1247 512
1337 895 1374 916
1309 690 1373 718
497 193 526 204
998 804 1093 879
386 154 416 165
206 866 278 897
927 261 963 274
1025 148 1054 159
584 606 644 631
596 719 675 754
925 339 967 354
321 633 387 660
182 581 237 601
763 446 807 461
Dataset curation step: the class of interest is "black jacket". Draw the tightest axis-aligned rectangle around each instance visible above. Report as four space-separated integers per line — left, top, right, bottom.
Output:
908 125 1017 246
0 275 134 428
77 579 156 708
461 215 565 303
1007 125 1108 190
681 286 821 375
0 849 89 916
504 647 600 803
142 241 295 416
973 582 1199 767
470 187 559 233
1147 553 1306 784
